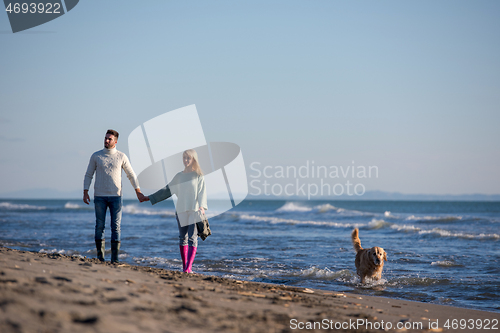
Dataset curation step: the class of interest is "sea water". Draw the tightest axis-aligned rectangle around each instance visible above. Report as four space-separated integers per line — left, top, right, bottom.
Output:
0 199 498 313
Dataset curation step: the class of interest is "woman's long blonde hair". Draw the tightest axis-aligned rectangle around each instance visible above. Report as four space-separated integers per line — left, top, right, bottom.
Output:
184 149 203 176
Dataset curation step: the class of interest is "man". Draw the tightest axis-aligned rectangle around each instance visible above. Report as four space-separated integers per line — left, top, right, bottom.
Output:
83 129 145 263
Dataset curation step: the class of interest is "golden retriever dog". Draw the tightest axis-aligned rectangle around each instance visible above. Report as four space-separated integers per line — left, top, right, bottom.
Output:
351 228 387 283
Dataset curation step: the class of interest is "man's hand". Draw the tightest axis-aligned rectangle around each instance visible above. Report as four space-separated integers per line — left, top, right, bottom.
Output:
137 193 150 202
83 190 90 205
136 189 149 203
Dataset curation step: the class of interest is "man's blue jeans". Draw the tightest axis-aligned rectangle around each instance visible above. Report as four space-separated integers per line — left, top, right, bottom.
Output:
94 196 122 242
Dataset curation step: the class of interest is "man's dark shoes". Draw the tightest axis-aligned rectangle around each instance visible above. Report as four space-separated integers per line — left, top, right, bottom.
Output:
111 240 121 264
95 239 105 262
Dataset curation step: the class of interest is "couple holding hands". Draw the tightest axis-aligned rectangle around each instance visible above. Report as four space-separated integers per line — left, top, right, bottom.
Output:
83 130 207 273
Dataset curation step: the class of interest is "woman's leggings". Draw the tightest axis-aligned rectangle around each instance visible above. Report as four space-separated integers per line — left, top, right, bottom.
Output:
176 211 198 247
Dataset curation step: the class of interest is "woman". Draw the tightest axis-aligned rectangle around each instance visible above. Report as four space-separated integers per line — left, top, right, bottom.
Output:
142 149 207 273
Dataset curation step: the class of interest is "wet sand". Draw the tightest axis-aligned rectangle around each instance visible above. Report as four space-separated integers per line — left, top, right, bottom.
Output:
0 246 498 332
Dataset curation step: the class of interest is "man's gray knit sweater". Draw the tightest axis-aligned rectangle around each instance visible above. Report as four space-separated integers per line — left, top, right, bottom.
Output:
83 147 140 197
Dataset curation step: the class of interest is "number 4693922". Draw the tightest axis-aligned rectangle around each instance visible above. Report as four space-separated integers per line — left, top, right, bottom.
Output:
5 3 61 14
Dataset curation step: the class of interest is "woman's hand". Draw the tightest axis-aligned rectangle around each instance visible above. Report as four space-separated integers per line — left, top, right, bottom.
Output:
199 207 205 215
136 190 149 202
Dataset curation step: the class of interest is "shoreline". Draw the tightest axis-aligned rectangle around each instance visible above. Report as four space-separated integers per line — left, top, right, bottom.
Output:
1 246 498 332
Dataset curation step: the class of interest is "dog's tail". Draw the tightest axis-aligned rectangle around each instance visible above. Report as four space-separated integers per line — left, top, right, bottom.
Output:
351 228 363 253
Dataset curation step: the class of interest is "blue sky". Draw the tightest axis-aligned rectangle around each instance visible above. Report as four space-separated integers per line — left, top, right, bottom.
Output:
0 1 499 197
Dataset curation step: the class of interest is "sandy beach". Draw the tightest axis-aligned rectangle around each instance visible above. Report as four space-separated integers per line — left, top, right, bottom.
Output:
0 246 498 333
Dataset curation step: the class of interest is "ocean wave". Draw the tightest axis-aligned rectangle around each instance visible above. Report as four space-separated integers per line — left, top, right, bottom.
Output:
275 202 375 217
39 248 79 256
313 203 338 213
234 257 268 263
431 260 463 267
323 271 387 287
238 214 364 228
64 202 81 209
213 265 357 283
406 215 463 222
0 202 46 210
64 202 92 210
368 219 392 229
390 224 500 240
336 207 375 217
356 277 388 288
276 202 312 212
391 224 421 232
388 276 451 287
418 228 500 240
133 256 181 268
295 267 354 281
384 211 397 218
122 204 175 217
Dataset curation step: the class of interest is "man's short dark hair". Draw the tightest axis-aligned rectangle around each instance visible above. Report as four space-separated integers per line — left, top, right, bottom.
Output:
106 129 119 139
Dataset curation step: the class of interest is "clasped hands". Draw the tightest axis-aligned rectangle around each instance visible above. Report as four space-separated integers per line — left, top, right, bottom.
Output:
135 189 149 202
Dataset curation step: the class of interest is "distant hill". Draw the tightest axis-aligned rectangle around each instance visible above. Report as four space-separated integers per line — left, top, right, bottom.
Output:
248 190 500 201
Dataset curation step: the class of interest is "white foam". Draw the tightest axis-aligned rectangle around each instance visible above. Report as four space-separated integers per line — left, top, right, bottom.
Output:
238 214 364 228
64 202 90 209
368 219 392 229
418 228 500 240
390 224 500 240
391 224 421 232
358 277 388 288
132 256 180 268
313 203 338 213
275 202 376 217
431 260 459 267
297 267 353 280
0 202 46 210
336 207 374 217
235 257 268 263
122 204 175 216
406 215 462 222
39 248 77 255
276 202 312 212
64 202 80 209
388 276 450 287
384 211 397 218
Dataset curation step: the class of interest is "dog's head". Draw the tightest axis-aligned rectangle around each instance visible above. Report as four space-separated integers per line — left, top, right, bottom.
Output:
369 247 387 266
